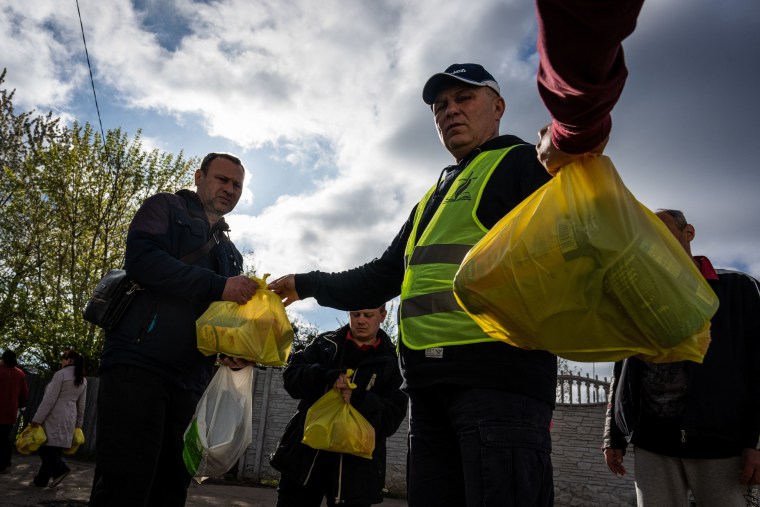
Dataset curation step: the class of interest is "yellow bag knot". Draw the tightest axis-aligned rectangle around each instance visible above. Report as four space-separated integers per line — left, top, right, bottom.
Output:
195 271 294 366
251 273 271 289
345 369 357 389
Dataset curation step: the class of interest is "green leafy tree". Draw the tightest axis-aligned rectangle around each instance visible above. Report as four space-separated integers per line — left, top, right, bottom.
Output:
557 358 580 376
0 72 195 373
380 300 398 344
0 69 63 344
289 316 321 353
556 357 583 404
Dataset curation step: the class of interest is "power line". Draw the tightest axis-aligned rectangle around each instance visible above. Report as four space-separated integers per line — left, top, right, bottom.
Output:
75 0 107 144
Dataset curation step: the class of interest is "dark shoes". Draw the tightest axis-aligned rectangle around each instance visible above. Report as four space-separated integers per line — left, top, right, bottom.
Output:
49 470 70 488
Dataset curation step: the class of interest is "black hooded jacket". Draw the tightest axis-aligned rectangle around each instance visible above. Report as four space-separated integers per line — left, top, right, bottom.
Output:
604 268 760 458
100 189 244 394
270 325 407 504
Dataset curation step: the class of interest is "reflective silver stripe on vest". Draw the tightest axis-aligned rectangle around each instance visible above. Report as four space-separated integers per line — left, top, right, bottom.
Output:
408 244 472 266
402 290 462 318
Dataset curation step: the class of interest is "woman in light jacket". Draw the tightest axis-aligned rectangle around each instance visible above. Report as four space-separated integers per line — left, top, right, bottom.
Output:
30 349 87 487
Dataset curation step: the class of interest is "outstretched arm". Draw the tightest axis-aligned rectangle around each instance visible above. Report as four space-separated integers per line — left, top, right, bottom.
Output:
535 0 644 171
267 274 301 307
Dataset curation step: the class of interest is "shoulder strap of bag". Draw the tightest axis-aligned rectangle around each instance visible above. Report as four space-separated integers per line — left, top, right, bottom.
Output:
180 229 226 265
118 220 227 273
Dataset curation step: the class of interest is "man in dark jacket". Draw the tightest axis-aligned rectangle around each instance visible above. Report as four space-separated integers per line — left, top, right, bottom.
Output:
271 304 407 507
89 152 259 507
603 209 760 506
269 64 557 506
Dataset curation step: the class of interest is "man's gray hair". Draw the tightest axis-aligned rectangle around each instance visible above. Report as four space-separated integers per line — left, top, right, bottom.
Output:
656 209 688 231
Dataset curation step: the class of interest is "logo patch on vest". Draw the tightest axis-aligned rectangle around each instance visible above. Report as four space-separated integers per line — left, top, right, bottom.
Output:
424 348 444 359
444 176 477 203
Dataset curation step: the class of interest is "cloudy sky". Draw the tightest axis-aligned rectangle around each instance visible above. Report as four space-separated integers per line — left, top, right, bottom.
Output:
3 0 758 378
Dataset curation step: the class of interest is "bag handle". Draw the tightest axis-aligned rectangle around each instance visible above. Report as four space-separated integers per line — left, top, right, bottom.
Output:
116 223 227 288
180 229 226 265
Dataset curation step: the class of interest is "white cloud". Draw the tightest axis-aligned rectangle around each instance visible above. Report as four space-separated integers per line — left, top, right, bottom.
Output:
0 1 83 109
2 0 759 337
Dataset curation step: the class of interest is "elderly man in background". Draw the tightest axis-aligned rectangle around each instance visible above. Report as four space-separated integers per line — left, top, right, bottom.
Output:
603 209 760 506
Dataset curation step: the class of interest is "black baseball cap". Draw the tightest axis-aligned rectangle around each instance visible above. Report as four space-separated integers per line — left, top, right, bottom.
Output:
422 63 501 105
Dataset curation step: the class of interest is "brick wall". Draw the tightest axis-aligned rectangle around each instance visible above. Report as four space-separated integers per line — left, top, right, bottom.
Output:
551 404 636 506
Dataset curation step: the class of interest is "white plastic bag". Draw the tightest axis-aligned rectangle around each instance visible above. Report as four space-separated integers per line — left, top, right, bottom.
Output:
182 366 254 481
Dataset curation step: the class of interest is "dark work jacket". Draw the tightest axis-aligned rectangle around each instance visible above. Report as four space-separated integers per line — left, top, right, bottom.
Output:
100 189 243 394
295 136 557 407
604 268 760 458
270 326 407 505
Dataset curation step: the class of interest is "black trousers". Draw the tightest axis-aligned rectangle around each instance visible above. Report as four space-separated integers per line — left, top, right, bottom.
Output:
1 423 14 470
276 451 371 507
88 364 200 507
34 445 69 486
406 385 554 507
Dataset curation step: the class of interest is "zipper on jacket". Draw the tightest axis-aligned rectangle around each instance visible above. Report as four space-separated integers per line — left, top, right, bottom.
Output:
366 373 377 391
680 374 689 444
349 357 387 392
335 452 344 504
135 302 159 343
303 450 319 485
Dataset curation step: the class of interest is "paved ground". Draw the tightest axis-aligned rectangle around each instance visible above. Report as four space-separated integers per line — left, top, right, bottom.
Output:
3 453 408 507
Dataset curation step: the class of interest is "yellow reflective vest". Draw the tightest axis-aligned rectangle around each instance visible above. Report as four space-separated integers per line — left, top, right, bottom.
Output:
399 146 517 350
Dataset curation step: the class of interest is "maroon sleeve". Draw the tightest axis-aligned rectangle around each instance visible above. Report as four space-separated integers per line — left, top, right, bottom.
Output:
536 0 645 153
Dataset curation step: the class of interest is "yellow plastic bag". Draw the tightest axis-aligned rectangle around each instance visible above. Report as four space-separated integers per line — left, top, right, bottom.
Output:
15 425 47 454
196 274 294 366
453 155 718 363
63 427 85 455
302 370 375 459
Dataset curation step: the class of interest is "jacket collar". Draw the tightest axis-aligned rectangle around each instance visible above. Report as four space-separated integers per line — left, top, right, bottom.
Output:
694 255 719 281
331 324 392 354
452 134 528 172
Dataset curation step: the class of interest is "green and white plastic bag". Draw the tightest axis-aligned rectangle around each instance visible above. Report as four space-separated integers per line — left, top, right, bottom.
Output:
183 365 253 482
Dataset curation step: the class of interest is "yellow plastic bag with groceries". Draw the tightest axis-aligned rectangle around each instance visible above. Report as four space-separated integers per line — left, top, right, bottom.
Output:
63 427 85 455
15 425 47 454
453 155 718 363
302 370 375 459
196 274 294 366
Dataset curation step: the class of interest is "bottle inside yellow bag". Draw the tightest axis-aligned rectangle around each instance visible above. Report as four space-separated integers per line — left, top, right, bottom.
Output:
453 155 718 363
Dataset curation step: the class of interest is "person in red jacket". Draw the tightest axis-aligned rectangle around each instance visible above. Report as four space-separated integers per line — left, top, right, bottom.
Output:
0 349 29 473
535 0 645 174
